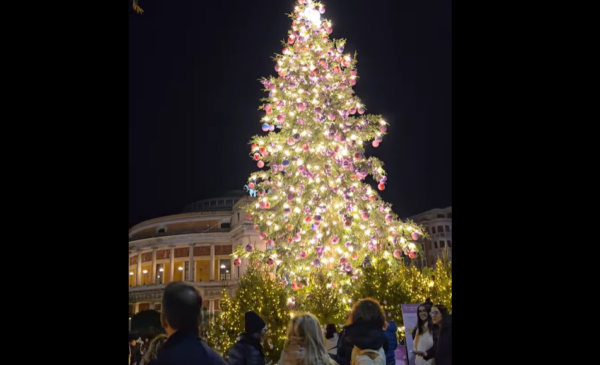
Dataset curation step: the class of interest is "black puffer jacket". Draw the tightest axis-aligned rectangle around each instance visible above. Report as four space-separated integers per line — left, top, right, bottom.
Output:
337 323 388 365
227 334 265 365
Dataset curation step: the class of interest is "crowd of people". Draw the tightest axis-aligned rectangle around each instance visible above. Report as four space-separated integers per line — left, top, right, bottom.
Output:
129 281 452 365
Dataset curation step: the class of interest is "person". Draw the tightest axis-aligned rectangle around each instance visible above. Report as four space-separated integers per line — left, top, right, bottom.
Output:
324 324 339 360
418 304 451 365
336 313 353 365
413 301 435 365
227 311 267 365
130 333 142 365
383 320 397 365
150 281 227 365
277 313 337 365
411 299 432 340
346 298 388 365
139 334 168 365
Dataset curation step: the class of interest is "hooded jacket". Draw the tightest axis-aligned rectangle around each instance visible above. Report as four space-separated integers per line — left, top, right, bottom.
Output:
382 321 398 364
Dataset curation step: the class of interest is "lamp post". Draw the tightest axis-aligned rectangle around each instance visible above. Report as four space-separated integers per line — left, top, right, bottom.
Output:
129 271 134 286
142 269 148 285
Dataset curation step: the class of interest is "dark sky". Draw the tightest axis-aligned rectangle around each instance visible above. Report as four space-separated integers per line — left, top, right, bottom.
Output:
129 0 451 227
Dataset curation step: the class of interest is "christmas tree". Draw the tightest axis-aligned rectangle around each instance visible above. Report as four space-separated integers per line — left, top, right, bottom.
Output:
234 0 425 305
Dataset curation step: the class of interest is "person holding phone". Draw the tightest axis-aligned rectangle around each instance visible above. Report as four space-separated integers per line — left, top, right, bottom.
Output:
416 304 452 365
413 301 435 365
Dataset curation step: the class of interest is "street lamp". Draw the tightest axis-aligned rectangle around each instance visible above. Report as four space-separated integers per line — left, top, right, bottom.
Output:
220 264 226 280
129 271 134 286
178 266 183 281
142 269 148 285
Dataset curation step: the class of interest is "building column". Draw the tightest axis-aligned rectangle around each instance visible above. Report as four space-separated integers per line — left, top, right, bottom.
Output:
135 303 139 314
149 302 155 310
208 299 214 315
210 245 215 281
169 246 175 283
136 250 142 286
188 244 195 282
231 257 235 279
151 247 157 284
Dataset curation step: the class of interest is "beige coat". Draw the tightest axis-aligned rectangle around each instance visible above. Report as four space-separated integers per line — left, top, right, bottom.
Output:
350 347 386 365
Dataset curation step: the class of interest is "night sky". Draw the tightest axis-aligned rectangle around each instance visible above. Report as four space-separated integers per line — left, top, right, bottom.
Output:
129 0 451 227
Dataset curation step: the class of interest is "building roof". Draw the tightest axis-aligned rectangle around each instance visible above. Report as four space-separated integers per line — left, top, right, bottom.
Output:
182 190 246 213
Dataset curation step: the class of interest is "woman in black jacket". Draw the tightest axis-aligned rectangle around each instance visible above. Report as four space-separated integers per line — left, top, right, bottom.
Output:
418 304 452 365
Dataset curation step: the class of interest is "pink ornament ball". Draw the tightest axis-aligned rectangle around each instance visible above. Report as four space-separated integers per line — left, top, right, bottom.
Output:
253 153 261 161
277 114 285 122
296 103 305 111
408 250 418 259
393 250 402 259
378 183 385 191
411 231 421 240
319 7 325 14
358 108 365 114
267 239 275 248
288 37 295 44
234 258 242 266
372 141 380 148
257 161 265 168
385 214 393 223
299 250 307 258
349 107 356 114
331 235 340 244
328 113 336 120
267 258 275 266
350 79 356 86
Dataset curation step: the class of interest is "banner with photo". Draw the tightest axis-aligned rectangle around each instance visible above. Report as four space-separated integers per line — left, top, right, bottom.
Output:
401 304 420 365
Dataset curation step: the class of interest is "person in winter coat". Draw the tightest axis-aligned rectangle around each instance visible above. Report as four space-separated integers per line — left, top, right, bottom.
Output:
227 311 267 365
277 313 336 365
324 324 339 360
150 282 227 365
336 312 354 365
383 321 398 365
418 304 451 365
346 298 388 365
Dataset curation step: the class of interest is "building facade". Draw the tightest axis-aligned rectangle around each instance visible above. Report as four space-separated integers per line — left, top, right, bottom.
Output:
409 206 452 266
128 191 261 317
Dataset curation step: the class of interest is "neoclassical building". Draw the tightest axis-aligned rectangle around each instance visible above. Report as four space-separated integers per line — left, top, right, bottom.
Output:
128 191 262 317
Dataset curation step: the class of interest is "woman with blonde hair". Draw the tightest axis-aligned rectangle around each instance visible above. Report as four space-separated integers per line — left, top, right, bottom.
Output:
345 298 388 365
277 313 337 365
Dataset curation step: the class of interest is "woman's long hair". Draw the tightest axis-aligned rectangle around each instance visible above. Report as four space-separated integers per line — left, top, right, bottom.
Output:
416 298 433 335
283 313 336 365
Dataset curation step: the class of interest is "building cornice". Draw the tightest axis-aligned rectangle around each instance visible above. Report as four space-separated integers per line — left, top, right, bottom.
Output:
130 211 233 234
129 232 233 250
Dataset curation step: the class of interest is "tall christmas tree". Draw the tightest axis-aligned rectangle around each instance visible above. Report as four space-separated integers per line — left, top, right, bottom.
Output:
235 0 425 305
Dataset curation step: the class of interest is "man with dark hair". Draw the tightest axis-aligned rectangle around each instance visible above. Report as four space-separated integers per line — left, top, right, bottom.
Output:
151 282 226 365
227 311 267 365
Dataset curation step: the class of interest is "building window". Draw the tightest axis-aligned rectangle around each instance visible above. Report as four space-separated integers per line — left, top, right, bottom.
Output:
434 241 438 249
155 303 162 312
158 228 165 233
184 261 190 281
447 212 452 218
219 259 231 280
437 226 444 233
444 225 450 232
440 241 445 248
220 223 231 229
431 226 436 234
156 263 164 284
437 214 444 218
447 240 452 248
209 200 216 206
